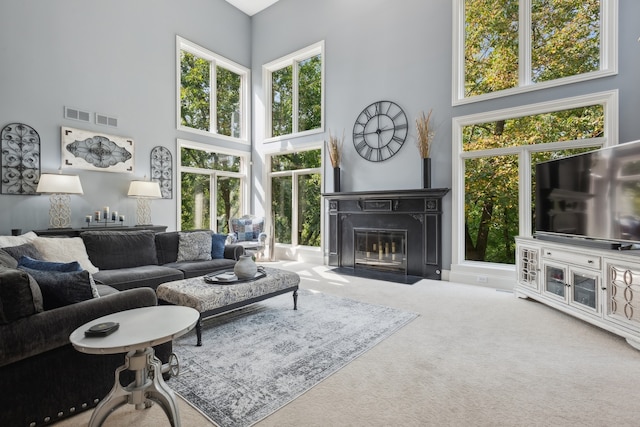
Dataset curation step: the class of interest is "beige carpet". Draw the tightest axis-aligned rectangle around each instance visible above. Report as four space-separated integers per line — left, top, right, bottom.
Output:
55 261 640 426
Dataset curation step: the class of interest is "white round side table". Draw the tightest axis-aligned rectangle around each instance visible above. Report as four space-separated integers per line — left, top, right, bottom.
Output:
70 305 199 427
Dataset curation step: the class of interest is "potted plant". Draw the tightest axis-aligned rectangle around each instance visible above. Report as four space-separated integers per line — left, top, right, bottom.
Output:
327 130 343 192
416 109 434 188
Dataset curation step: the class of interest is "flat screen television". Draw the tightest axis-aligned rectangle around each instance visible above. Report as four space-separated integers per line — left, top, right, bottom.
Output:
535 139 640 248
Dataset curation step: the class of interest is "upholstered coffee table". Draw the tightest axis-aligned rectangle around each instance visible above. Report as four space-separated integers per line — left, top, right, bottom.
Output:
157 266 299 346
70 306 199 427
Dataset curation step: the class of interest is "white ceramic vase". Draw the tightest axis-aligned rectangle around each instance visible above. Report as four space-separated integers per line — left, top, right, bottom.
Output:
234 254 257 279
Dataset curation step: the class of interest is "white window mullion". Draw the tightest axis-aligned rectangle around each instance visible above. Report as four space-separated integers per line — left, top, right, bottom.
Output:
518 147 532 238
292 61 300 134
210 61 217 134
291 171 299 247
519 0 532 86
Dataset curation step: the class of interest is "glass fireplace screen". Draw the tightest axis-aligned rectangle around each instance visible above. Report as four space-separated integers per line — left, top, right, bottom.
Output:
354 229 407 273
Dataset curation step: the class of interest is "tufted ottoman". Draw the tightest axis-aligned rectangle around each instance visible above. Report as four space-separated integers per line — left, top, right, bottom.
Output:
156 267 299 345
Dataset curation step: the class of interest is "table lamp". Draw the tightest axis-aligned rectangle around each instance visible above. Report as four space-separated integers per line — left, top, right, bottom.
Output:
36 172 84 228
128 179 162 225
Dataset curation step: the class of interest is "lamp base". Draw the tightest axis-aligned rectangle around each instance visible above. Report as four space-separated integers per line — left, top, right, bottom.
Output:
49 194 72 228
135 198 152 226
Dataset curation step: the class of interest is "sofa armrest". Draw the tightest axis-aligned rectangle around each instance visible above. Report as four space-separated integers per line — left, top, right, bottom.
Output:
224 244 244 260
0 287 158 368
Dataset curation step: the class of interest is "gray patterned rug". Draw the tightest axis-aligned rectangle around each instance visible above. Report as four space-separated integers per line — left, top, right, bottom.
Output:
170 289 418 427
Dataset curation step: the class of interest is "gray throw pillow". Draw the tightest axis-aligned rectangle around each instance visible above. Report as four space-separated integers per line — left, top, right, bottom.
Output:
177 231 212 262
0 248 18 268
2 243 43 261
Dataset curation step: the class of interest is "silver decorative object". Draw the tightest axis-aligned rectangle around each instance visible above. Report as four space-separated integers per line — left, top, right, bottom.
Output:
151 146 172 199
1 123 41 195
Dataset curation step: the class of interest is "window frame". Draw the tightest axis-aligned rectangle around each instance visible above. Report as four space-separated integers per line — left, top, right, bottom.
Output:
176 36 250 144
452 0 618 105
450 90 619 277
264 143 323 248
176 138 250 232
263 41 325 142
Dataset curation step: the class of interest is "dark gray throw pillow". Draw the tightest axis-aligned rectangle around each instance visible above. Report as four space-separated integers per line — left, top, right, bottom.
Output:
0 248 18 268
0 266 44 324
2 243 43 261
19 267 94 310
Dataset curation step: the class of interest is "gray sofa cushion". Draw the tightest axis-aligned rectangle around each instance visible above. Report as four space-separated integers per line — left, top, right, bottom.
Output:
2 243 42 261
0 266 43 324
163 258 237 279
93 265 184 291
82 230 158 270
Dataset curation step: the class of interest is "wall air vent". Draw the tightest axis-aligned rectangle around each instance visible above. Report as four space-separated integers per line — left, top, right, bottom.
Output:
96 113 118 128
64 106 91 123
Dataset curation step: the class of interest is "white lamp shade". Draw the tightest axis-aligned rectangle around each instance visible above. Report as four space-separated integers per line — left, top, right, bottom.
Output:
128 180 162 199
36 173 84 194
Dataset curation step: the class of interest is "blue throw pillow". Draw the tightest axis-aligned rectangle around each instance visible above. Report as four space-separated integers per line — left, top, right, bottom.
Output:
18 267 95 310
211 233 227 259
18 256 82 272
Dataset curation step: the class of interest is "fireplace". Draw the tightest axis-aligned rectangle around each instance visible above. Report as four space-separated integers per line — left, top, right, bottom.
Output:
354 228 407 274
323 188 449 280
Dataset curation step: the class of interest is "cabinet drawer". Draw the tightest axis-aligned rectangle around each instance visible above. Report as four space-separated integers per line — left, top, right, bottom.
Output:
542 248 601 269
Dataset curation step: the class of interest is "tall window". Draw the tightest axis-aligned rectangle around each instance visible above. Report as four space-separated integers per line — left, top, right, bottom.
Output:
454 0 616 103
177 36 249 141
178 140 248 233
269 149 322 246
264 41 324 139
453 91 617 267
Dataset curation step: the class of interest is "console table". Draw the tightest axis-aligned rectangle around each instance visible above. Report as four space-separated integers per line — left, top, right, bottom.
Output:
516 236 640 350
33 225 167 237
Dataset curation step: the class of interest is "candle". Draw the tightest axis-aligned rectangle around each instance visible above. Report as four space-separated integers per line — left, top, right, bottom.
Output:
85 215 92 224
94 211 101 221
103 206 109 220
111 211 118 221
119 215 125 222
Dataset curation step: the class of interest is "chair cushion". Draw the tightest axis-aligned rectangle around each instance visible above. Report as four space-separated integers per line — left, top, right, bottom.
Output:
231 217 264 242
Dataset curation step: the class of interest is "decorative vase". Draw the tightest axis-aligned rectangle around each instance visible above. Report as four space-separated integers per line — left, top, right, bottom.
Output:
422 158 431 189
333 166 341 193
234 254 257 279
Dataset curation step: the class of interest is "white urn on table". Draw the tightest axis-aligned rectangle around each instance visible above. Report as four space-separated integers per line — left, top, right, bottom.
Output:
234 254 257 279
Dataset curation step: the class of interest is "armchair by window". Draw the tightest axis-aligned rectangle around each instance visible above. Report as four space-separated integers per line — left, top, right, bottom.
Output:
228 215 268 259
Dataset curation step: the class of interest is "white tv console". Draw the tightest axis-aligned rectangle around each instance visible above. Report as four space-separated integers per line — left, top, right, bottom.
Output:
515 236 640 350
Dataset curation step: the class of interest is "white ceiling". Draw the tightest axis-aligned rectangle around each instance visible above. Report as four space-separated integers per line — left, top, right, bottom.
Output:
225 0 280 16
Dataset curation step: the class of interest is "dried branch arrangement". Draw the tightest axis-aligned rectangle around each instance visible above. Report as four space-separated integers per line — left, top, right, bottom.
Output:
327 130 344 168
416 109 434 159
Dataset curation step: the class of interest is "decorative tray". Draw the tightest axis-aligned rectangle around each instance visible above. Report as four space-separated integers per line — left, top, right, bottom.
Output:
203 266 267 284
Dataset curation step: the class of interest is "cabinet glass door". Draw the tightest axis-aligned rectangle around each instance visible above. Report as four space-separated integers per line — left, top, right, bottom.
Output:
571 271 597 311
545 265 566 298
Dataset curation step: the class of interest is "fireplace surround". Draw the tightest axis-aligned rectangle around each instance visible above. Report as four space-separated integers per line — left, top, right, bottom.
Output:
324 188 449 280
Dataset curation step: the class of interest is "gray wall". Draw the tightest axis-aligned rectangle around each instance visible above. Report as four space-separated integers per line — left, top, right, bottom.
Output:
251 0 640 269
2 0 639 272
0 0 250 234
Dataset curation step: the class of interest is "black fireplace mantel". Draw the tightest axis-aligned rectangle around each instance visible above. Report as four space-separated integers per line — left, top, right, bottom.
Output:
323 188 450 280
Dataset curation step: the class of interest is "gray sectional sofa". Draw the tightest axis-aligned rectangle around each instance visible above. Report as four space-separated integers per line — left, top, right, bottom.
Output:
0 229 243 427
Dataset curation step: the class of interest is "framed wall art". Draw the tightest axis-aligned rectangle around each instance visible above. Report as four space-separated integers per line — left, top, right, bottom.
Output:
61 126 134 173
1 123 41 195
150 146 172 199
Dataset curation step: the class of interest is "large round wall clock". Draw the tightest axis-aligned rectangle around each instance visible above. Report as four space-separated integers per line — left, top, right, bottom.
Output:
352 100 408 162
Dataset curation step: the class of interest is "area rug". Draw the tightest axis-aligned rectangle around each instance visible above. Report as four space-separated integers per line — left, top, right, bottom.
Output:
170 289 418 427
